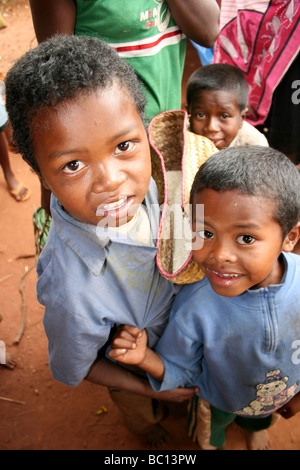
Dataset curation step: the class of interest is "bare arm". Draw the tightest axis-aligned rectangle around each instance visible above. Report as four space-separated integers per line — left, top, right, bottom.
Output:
86 356 159 395
30 0 219 48
166 0 220 47
29 0 77 42
85 356 198 402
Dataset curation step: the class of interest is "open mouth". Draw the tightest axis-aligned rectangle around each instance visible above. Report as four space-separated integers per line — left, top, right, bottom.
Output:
96 196 136 225
210 270 242 278
100 197 128 212
206 267 243 287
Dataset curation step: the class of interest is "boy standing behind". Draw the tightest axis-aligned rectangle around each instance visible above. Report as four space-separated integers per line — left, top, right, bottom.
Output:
186 64 269 150
109 146 300 450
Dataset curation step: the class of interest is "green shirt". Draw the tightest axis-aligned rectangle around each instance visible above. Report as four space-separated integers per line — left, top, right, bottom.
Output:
75 0 186 122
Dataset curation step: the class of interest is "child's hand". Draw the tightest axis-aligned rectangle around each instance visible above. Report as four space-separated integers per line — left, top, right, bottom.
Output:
108 325 147 366
277 392 300 419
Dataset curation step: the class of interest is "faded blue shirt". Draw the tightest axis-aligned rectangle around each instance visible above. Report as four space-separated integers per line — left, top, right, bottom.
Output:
150 252 300 417
37 178 180 386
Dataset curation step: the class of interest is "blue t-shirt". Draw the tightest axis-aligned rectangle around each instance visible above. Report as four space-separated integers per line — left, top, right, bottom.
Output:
37 178 180 386
150 252 300 417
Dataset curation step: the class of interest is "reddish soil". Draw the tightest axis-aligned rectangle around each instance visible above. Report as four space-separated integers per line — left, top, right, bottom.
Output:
0 0 300 451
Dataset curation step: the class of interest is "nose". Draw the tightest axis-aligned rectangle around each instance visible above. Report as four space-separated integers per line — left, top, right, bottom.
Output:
92 161 126 193
210 239 237 264
204 116 220 133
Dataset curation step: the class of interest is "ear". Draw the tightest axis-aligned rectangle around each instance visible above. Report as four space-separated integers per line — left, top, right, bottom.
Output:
282 221 300 253
239 106 248 128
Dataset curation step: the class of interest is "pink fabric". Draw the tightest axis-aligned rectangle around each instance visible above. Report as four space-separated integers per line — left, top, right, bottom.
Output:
213 0 300 125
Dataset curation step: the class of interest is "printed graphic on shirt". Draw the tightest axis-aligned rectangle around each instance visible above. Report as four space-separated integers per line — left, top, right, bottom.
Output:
109 0 184 58
107 247 159 294
0 340 6 364
234 369 298 416
140 0 170 31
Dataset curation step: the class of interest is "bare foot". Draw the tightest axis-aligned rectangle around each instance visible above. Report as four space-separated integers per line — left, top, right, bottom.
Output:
143 423 170 448
7 179 31 202
245 430 269 450
1 352 16 370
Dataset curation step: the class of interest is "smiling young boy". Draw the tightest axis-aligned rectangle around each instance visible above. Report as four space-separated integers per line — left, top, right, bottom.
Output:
186 64 268 150
5 35 199 445
109 146 300 449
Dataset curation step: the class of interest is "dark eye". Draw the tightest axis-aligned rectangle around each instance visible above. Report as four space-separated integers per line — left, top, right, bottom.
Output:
195 112 206 119
237 234 255 245
115 141 135 154
62 160 85 173
197 230 214 239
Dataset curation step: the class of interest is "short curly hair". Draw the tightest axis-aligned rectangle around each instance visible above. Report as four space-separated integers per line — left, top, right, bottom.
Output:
5 35 147 174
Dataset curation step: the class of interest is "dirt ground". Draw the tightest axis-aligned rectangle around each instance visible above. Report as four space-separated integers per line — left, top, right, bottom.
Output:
0 0 300 452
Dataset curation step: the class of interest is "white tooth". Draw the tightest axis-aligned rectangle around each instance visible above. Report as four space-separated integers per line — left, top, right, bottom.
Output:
102 198 126 210
212 270 240 278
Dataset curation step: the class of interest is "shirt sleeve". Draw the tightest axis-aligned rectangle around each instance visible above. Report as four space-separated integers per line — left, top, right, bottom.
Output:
37 244 112 387
43 304 111 387
148 307 203 392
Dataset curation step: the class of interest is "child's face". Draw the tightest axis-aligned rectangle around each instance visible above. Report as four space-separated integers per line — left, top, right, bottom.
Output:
31 83 151 227
188 89 246 150
192 188 293 297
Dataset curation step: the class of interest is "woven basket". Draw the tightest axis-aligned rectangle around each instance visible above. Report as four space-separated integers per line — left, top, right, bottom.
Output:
148 110 217 284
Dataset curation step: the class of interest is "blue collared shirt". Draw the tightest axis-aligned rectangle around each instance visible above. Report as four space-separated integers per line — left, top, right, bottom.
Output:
37 179 180 386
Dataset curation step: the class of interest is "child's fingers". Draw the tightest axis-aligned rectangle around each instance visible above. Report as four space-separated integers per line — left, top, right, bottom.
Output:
117 329 138 342
120 325 143 338
111 325 144 348
108 348 128 359
111 336 137 350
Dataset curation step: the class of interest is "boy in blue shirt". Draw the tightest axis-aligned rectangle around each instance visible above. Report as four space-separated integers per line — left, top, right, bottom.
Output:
109 146 300 449
5 35 199 445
